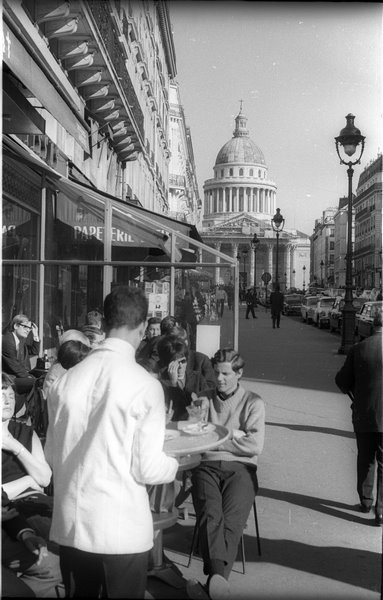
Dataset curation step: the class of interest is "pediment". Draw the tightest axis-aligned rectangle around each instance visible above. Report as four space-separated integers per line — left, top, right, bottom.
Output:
208 213 267 234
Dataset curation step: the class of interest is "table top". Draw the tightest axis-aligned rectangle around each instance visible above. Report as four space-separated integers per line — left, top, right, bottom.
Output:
163 421 229 457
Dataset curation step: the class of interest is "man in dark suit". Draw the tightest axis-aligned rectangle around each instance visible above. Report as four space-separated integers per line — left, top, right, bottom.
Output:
269 284 284 328
245 287 258 319
335 313 383 526
2 314 40 412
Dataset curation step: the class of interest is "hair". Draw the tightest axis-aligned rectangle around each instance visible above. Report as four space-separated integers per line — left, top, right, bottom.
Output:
2 372 15 390
147 317 161 327
160 315 178 335
167 325 188 342
211 348 245 373
59 329 91 347
137 357 160 377
81 325 105 344
373 312 383 328
157 335 189 368
11 314 29 330
57 340 91 370
103 286 148 331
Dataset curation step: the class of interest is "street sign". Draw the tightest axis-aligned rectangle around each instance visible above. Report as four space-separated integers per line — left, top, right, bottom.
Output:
261 272 271 283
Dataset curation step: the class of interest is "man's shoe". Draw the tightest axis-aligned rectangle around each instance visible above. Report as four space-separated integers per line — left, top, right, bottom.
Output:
186 579 210 600
375 514 383 526
208 574 230 600
359 503 372 513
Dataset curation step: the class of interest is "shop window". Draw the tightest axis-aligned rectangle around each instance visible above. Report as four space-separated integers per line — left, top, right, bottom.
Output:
2 198 39 261
2 264 38 332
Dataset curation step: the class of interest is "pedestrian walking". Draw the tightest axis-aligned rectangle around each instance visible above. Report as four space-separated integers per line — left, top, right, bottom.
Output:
269 284 284 328
215 286 228 319
245 287 258 319
335 313 382 526
45 286 178 598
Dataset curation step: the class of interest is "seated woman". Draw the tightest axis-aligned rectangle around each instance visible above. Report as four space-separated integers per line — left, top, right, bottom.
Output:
157 335 214 422
187 349 265 600
43 330 90 398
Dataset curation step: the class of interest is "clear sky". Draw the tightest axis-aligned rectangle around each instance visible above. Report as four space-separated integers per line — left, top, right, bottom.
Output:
168 1 382 236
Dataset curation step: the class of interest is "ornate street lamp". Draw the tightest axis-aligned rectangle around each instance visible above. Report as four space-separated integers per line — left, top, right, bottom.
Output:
302 265 306 293
251 233 260 291
320 260 324 288
335 113 365 354
271 208 285 286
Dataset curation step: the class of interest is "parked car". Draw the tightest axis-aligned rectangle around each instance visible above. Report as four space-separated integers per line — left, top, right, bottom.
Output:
329 296 365 333
282 293 304 316
355 301 383 340
301 295 319 323
312 296 336 328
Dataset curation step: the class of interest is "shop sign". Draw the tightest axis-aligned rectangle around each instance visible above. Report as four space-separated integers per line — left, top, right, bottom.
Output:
73 225 134 244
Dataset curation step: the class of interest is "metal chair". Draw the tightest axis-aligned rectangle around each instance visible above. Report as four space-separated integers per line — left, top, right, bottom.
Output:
187 498 262 574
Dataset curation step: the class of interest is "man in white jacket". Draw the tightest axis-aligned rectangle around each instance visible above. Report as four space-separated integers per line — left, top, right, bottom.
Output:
45 286 178 598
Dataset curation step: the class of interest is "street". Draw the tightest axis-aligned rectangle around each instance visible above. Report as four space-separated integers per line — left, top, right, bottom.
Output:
148 305 382 600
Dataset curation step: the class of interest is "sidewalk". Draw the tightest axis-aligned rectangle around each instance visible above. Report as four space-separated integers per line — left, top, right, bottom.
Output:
147 309 382 600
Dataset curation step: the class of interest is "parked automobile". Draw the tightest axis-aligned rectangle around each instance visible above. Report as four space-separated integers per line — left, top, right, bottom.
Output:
329 296 365 333
311 296 336 328
301 295 319 323
282 293 304 316
355 301 383 340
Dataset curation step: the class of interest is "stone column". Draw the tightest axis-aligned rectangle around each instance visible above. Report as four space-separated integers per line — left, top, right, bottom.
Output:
285 244 291 290
229 187 233 212
266 243 273 277
214 242 221 285
250 246 255 287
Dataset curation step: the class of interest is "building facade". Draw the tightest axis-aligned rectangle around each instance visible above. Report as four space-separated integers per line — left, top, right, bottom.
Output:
354 154 382 291
2 0 239 352
168 81 201 226
201 108 310 292
309 208 337 288
333 197 348 289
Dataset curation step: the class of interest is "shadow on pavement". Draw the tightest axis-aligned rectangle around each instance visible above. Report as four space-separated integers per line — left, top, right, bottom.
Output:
161 521 381 596
265 421 355 439
241 537 381 594
259 487 377 525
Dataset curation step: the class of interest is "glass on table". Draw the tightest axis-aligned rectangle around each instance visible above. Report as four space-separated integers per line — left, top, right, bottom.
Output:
187 394 209 423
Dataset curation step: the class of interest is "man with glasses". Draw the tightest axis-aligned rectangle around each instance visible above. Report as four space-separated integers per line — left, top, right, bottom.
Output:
2 314 40 412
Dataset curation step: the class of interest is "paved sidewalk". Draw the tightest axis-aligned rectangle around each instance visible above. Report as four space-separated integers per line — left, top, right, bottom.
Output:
147 308 382 600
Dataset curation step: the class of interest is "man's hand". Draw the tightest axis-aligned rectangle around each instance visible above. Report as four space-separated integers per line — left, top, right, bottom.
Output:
21 532 49 565
165 400 174 425
31 322 39 342
2 430 22 455
2 505 19 522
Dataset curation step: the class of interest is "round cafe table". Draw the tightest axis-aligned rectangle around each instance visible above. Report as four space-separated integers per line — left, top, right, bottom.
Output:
148 421 230 588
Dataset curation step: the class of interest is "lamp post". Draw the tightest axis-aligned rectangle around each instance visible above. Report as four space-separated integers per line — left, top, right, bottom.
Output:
302 265 306 293
242 248 249 295
320 260 324 288
335 113 365 354
271 208 285 287
292 269 296 289
251 233 260 291
284 272 287 291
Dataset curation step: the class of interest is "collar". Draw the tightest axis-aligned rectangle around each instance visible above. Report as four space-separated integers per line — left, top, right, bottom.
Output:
217 384 240 401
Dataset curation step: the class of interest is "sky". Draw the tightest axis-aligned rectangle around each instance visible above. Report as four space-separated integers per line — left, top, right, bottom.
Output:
167 1 382 236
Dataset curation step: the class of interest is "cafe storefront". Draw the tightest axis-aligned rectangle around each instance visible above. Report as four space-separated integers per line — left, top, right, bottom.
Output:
2 135 239 358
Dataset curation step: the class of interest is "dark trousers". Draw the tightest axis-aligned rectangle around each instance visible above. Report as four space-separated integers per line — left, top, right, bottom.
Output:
355 432 383 514
217 300 224 318
59 545 149 598
245 305 256 318
191 461 258 579
271 310 281 328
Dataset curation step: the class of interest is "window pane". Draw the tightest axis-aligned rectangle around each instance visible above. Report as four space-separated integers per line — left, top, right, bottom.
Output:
2 264 38 330
3 199 39 260
46 189 105 260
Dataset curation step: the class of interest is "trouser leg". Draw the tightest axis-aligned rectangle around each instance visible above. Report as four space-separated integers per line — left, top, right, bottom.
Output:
102 552 149 598
220 463 258 578
375 434 383 514
356 432 376 507
191 463 226 577
60 546 102 598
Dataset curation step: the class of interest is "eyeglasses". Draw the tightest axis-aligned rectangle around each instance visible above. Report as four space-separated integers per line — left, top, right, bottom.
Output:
19 323 32 330
178 358 187 365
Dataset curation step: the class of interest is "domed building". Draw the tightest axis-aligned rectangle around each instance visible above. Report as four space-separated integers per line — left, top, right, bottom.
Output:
201 106 310 293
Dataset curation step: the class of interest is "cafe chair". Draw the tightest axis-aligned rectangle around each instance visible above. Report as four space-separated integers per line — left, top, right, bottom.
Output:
187 498 262 574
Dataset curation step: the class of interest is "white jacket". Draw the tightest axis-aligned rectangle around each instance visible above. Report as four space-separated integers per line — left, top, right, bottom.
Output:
45 338 178 554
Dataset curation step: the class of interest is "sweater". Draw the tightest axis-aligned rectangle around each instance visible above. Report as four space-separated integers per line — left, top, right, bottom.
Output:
202 385 265 468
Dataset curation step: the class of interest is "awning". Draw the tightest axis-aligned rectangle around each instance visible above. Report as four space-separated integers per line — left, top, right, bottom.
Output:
2 135 203 259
